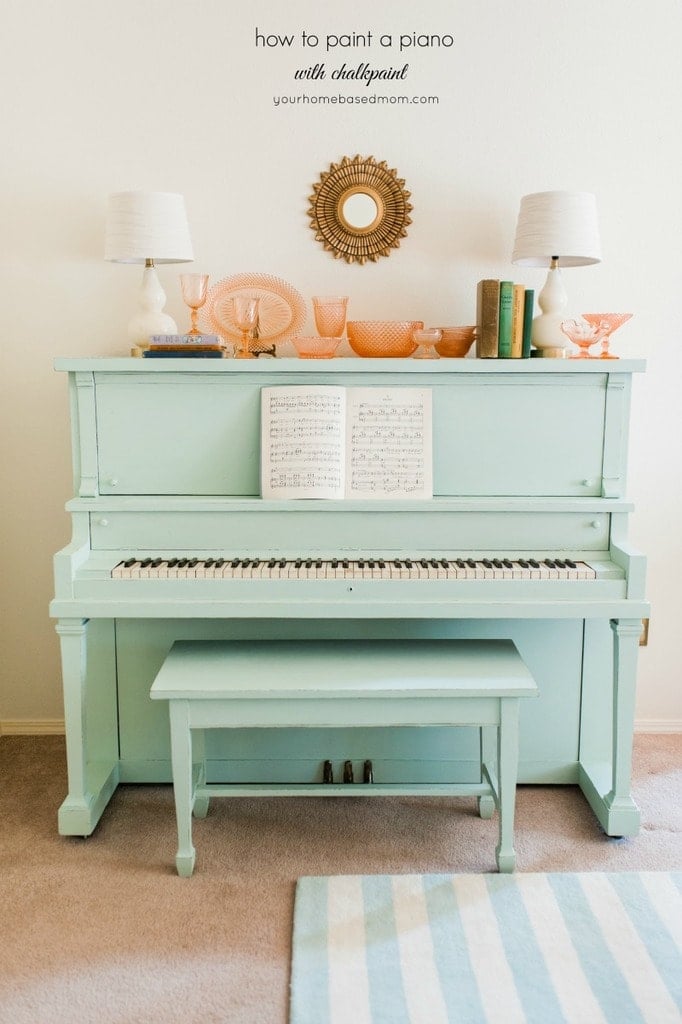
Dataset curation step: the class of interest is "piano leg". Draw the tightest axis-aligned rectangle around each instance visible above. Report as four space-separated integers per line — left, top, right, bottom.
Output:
495 698 520 873
55 617 119 836
603 618 643 836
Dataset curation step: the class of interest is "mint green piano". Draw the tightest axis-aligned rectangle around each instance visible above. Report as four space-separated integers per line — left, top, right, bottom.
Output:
50 357 648 840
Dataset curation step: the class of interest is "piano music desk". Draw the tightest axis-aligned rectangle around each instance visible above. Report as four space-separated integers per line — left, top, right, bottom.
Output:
150 638 538 877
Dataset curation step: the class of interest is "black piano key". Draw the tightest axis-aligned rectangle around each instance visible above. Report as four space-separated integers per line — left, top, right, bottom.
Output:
467 559 477 568
420 559 428 568
342 560 349 568
315 559 322 568
456 559 466 568
231 558 240 568
544 559 556 568
331 559 339 568
430 559 439 569
394 559 402 568
252 559 260 568
554 559 567 568
295 558 303 568
204 558 214 568
518 559 529 567
440 559 449 568
482 559 493 568
214 558 225 567
139 557 152 567
529 559 540 568
123 557 136 567
358 559 365 568
167 558 179 567
368 559 375 568
187 558 199 567
305 559 312 568
150 558 162 567
492 559 504 568
503 559 514 569
278 559 286 568
241 559 251 568
405 559 413 568
565 559 577 568
268 558 276 568
378 560 386 568
177 558 188 568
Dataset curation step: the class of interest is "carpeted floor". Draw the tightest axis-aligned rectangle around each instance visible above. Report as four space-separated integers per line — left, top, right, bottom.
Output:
0 733 680 1024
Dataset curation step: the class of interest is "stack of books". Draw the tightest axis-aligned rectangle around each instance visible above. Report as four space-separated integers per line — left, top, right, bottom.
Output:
475 280 534 359
142 335 224 358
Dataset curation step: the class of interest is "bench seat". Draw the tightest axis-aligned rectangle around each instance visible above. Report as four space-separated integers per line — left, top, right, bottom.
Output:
150 638 538 876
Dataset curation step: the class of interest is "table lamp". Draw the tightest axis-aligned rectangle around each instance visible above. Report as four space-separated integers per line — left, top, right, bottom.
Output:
105 191 194 345
511 191 601 353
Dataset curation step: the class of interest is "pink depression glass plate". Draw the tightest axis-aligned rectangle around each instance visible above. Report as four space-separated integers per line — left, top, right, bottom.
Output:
198 273 306 349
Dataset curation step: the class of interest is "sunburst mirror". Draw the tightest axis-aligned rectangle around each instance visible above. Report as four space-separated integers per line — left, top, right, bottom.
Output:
308 155 412 265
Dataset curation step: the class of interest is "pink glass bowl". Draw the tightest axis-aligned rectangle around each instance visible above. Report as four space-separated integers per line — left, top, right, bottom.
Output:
346 320 423 358
291 336 341 359
434 326 476 358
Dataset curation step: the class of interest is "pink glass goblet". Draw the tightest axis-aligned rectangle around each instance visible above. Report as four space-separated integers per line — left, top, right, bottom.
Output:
232 295 260 359
180 274 209 336
581 313 633 360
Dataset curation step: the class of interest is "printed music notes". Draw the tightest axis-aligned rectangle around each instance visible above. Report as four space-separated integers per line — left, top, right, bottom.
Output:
260 385 432 500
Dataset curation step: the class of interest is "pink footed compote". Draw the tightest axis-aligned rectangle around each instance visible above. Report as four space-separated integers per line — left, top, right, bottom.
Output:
560 318 610 359
581 313 633 360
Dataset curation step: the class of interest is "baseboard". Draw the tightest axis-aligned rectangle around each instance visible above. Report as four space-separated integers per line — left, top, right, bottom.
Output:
634 719 682 734
0 719 65 736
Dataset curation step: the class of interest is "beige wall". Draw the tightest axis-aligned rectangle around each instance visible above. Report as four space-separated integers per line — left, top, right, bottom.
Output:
1 0 680 729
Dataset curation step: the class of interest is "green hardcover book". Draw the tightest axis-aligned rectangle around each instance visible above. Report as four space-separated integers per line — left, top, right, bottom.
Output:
475 279 500 358
497 281 514 358
521 289 534 357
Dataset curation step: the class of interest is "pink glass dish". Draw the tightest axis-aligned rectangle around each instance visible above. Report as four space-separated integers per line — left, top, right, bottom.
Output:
346 320 423 358
434 326 476 358
581 313 633 359
292 336 341 359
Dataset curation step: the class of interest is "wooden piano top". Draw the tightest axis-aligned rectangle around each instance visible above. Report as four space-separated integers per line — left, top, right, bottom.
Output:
55 357 646 375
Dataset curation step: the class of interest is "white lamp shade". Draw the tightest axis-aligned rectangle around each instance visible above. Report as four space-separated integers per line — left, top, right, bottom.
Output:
511 191 601 268
105 190 194 264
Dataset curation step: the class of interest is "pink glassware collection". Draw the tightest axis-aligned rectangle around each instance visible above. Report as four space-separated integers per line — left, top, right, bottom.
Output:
561 313 633 359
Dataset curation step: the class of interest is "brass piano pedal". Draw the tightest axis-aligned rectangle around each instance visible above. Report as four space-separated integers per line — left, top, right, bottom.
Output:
363 759 374 784
323 760 334 784
343 760 354 783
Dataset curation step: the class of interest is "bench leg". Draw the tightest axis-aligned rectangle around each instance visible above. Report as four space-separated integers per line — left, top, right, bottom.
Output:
478 725 496 819
169 701 196 877
496 699 520 873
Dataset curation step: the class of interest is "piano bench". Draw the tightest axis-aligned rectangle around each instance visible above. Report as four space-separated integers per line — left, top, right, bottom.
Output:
150 638 538 877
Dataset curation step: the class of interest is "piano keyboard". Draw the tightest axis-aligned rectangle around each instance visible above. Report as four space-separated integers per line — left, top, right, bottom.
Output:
111 557 597 581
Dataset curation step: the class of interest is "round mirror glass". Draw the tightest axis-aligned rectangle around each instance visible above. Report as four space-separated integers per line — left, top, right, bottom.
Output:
342 192 379 230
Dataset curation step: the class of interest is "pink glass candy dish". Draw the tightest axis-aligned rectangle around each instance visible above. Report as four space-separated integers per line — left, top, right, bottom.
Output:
560 318 608 359
412 327 442 359
435 326 476 358
581 313 633 360
292 335 340 359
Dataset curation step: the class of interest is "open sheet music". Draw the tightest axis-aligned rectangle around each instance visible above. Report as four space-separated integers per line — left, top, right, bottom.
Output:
260 385 432 500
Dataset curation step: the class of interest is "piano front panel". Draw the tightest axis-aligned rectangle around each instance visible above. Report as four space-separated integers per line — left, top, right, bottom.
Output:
93 371 607 498
114 616 587 786
89 508 611 552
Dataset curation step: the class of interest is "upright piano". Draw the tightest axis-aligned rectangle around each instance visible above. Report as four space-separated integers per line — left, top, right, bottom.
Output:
50 357 648 838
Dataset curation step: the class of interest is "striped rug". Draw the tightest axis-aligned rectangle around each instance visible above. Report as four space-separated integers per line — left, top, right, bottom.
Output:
290 872 681 1024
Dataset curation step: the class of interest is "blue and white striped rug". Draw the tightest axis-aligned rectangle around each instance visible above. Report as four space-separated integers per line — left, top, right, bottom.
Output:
290 872 681 1024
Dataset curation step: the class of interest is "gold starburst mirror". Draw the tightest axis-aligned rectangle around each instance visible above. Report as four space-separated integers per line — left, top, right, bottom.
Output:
308 155 412 265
